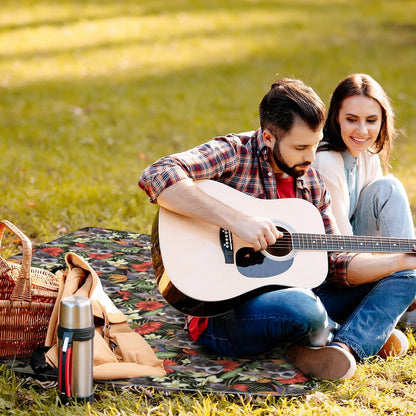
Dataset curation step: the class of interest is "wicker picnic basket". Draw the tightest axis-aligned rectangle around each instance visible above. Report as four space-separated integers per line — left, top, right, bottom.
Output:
0 220 59 359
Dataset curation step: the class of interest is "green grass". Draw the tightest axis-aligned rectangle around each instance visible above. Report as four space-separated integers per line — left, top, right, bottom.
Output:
1 0 416 414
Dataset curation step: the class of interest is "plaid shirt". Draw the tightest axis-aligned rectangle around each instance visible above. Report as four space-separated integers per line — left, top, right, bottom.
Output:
139 129 355 286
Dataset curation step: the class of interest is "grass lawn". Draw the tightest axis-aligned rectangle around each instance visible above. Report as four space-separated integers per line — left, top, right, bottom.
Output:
1 0 416 414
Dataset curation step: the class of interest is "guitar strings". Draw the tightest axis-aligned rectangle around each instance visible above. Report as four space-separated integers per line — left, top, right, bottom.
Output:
266 234 416 252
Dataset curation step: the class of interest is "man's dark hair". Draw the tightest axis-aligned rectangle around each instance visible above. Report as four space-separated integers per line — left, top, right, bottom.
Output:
259 78 326 139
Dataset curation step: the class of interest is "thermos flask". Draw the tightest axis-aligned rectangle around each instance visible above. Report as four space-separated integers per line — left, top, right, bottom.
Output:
58 295 94 403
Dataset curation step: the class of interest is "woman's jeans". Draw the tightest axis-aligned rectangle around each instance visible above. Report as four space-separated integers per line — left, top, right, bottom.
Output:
351 175 415 238
318 175 416 360
351 175 416 329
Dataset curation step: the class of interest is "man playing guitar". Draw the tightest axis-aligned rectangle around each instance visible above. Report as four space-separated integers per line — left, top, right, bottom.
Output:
139 77 416 380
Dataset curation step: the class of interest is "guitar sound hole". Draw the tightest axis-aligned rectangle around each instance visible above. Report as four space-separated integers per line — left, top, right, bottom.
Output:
265 226 292 257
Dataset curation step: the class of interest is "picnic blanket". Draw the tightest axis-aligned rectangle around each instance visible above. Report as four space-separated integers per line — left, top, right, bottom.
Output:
1 227 315 396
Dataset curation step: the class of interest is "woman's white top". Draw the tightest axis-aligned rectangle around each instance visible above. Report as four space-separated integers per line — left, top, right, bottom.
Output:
313 149 383 235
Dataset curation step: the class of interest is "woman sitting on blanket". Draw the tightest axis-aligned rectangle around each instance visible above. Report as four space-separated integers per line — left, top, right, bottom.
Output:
312 73 416 341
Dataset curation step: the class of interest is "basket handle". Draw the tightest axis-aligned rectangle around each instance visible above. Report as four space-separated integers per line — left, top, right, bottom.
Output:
0 220 32 302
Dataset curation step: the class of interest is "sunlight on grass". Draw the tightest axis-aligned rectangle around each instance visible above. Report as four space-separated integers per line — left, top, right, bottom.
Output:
3 0 415 88
1 9 316 85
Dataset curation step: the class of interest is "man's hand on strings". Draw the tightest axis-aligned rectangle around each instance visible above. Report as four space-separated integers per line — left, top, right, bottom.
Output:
231 215 283 251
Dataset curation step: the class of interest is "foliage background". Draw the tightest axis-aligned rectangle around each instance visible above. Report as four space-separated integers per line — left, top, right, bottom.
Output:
1 0 416 414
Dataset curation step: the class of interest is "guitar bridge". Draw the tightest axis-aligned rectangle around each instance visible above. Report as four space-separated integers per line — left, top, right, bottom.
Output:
220 228 234 264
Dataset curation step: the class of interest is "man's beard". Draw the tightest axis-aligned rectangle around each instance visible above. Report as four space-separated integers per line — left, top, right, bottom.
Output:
272 142 311 179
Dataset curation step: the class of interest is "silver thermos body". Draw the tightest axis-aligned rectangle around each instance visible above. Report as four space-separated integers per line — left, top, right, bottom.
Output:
58 295 94 403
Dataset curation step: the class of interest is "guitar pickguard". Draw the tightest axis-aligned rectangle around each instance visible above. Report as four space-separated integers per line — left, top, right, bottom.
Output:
235 247 294 278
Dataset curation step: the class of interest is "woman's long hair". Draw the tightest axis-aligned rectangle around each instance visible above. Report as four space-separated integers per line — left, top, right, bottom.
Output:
318 73 397 170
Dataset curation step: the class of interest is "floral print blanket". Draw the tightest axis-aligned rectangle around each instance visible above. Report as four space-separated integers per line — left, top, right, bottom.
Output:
2 227 314 396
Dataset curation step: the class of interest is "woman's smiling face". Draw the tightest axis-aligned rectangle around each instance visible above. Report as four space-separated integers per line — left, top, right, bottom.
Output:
338 95 383 158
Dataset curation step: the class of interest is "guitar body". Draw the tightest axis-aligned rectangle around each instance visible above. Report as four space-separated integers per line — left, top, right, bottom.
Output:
152 180 328 317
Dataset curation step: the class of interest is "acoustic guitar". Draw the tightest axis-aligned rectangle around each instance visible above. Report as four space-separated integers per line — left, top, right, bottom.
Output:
151 180 416 317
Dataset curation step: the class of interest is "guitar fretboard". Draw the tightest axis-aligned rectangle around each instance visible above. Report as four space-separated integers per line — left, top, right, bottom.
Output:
292 234 416 253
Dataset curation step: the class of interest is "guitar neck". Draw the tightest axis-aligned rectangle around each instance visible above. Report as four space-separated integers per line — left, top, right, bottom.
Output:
292 234 416 253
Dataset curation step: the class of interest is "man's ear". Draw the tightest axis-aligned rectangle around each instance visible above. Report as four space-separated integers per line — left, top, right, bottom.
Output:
262 129 276 149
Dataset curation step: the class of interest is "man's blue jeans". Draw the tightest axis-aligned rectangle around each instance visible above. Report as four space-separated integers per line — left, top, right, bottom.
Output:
198 272 416 361
197 288 338 357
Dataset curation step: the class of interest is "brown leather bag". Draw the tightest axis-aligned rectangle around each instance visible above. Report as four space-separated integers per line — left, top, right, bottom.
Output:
45 252 166 380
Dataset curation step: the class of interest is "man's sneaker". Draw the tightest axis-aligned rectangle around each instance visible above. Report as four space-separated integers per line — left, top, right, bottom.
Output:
377 328 409 359
286 344 356 380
